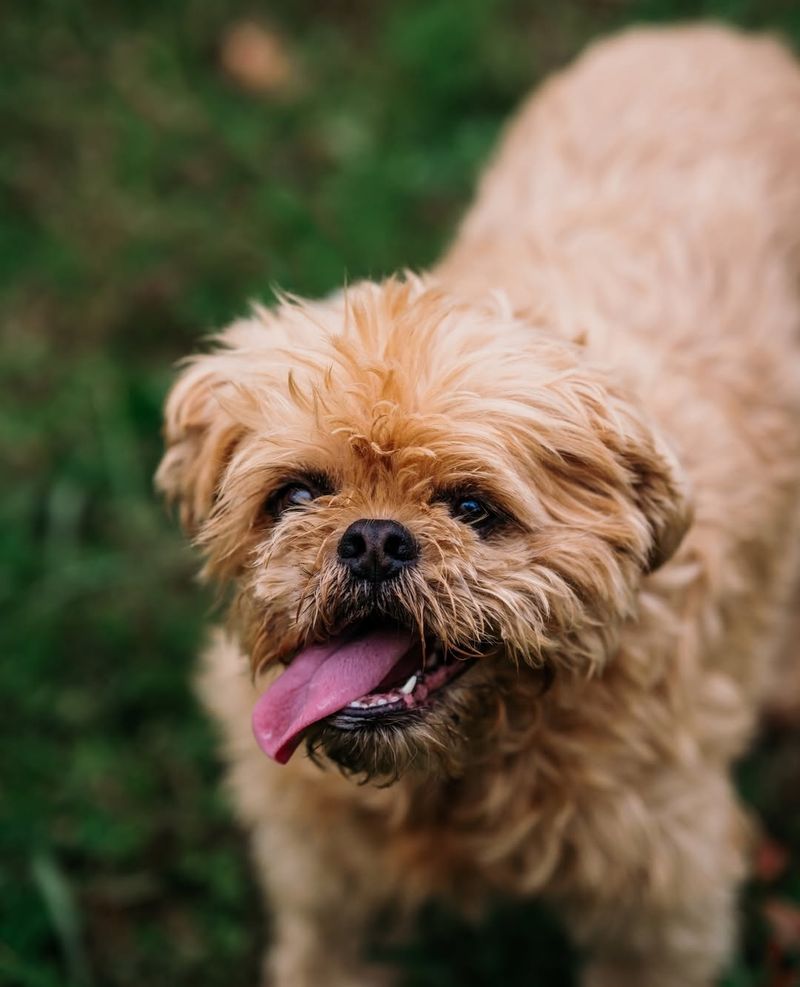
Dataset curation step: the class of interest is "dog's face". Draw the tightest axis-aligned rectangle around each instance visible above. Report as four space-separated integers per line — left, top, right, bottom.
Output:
158 278 690 781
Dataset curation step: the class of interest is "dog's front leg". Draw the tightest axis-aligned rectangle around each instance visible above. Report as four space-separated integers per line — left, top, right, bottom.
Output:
556 768 748 987
249 818 399 987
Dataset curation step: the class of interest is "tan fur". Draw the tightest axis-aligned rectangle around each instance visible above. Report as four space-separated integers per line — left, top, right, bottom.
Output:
158 25 800 987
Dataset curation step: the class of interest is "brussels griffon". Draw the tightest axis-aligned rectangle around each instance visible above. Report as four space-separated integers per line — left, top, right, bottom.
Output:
157 25 800 987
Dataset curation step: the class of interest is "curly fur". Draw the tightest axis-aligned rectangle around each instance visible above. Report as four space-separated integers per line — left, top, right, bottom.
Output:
157 24 800 987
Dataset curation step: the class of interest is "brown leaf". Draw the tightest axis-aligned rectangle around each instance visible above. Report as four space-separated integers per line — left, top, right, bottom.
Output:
219 21 296 96
756 837 791 883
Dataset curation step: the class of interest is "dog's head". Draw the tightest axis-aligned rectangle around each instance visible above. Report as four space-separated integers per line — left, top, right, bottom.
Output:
157 277 690 781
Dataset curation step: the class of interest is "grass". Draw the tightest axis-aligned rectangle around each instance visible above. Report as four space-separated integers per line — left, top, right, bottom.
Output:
2 1 800 984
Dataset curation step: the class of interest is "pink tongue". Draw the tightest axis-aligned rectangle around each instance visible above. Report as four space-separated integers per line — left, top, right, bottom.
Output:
252 627 413 764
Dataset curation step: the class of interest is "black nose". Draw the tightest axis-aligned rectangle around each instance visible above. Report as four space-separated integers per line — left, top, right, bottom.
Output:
337 519 418 583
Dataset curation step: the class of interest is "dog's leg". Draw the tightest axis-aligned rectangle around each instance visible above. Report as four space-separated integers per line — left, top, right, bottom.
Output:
558 768 748 987
195 638 399 986
250 819 399 987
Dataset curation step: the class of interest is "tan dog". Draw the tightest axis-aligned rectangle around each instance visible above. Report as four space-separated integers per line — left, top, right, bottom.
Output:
157 25 800 987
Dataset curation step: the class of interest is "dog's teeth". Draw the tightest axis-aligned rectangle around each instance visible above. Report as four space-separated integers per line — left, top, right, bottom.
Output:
349 696 389 708
400 674 417 695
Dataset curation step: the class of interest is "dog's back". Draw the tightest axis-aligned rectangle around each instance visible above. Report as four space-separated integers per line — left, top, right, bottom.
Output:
440 25 800 345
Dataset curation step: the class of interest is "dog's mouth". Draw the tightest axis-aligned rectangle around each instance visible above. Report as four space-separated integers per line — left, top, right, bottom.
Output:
251 621 476 765
327 636 473 728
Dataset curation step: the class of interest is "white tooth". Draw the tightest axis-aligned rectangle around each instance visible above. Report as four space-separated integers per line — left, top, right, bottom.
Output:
400 674 417 695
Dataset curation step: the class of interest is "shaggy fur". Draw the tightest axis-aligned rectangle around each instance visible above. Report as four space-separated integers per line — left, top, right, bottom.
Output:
157 25 800 987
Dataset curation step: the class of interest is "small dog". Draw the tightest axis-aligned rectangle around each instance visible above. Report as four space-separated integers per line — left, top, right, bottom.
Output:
158 25 800 987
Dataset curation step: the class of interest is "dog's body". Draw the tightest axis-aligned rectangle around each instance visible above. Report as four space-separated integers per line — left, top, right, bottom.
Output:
159 26 800 987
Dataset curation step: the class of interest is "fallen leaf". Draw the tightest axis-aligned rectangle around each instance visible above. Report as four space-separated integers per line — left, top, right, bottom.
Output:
220 21 295 96
756 837 791 883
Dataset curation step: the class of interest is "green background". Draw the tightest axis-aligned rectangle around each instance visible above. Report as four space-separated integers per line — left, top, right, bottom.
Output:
3 2 800 984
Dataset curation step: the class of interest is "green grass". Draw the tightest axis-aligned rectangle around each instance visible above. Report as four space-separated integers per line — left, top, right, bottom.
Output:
3 1 800 984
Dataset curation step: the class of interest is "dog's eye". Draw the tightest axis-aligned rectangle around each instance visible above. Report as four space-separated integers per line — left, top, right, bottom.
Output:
267 472 334 519
450 495 495 530
270 484 317 517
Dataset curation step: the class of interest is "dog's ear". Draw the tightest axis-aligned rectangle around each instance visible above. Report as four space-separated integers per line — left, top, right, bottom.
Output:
603 392 693 573
156 355 246 534
628 426 692 573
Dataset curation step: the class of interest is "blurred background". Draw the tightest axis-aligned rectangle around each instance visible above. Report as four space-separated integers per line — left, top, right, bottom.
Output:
3 1 800 985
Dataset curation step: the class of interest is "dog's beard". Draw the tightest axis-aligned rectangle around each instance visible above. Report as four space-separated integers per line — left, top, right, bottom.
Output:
242 565 527 783
302 647 555 784
241 542 597 784
304 657 502 784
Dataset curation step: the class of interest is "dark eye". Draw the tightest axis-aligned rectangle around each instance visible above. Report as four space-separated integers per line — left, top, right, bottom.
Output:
449 495 496 530
270 483 317 517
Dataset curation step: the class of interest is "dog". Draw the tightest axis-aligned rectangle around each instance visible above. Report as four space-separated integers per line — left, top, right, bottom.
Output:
157 24 800 987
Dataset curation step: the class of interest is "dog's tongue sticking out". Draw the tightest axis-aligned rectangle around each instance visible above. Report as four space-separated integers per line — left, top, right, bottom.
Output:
252 627 414 764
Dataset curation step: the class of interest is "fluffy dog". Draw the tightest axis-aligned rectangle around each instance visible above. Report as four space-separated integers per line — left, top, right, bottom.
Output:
157 25 800 987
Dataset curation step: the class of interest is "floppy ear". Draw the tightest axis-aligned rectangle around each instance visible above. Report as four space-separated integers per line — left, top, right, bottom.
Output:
627 426 692 573
155 356 246 534
603 393 693 574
